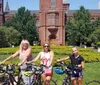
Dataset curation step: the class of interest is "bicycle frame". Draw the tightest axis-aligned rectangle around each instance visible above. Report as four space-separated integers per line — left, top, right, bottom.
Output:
56 61 72 85
0 64 24 85
24 63 44 85
24 63 57 85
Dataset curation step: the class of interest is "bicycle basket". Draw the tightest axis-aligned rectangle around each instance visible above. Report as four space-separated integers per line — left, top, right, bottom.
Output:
24 71 34 77
54 67 65 74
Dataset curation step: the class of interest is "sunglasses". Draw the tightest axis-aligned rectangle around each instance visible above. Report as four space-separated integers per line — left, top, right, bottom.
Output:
44 46 49 47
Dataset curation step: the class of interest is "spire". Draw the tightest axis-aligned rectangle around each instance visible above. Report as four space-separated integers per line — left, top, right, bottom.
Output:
5 0 10 12
63 0 67 4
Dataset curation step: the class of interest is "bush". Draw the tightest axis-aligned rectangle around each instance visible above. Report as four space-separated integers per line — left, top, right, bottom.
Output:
96 42 100 47
0 46 100 66
0 26 21 47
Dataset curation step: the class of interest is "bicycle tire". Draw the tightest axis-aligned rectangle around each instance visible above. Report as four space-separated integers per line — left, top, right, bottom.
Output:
40 79 57 85
86 80 100 85
2 77 10 85
32 81 42 85
62 78 71 85
2 82 10 85
30 79 42 85
17 78 25 85
50 79 57 85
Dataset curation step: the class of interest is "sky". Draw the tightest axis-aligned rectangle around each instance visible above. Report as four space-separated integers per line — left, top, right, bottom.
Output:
4 0 100 10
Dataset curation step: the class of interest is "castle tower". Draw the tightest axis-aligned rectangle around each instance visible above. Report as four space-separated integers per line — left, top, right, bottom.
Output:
5 0 10 12
0 0 4 24
39 0 65 45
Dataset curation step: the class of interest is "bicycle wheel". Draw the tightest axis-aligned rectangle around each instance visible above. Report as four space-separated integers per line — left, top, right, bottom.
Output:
50 79 57 85
17 77 25 85
86 80 100 85
2 81 10 85
41 79 57 85
32 81 42 85
62 78 71 85
62 82 71 85
2 77 10 85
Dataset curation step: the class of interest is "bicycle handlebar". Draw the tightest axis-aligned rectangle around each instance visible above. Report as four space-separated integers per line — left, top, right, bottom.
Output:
0 64 21 74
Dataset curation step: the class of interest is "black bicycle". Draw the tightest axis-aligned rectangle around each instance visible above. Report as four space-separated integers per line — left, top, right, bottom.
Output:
54 61 72 85
0 64 24 85
24 62 57 85
86 80 100 85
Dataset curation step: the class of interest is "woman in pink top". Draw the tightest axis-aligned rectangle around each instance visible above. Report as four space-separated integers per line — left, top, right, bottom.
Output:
1 39 33 85
32 43 54 85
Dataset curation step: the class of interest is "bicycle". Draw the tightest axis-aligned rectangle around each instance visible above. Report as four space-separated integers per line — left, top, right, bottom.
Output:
24 62 57 85
86 80 100 85
0 64 24 85
54 61 72 85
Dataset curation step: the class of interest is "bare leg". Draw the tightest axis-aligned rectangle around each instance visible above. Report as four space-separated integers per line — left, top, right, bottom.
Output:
77 78 83 85
71 78 77 85
45 76 52 85
41 74 46 85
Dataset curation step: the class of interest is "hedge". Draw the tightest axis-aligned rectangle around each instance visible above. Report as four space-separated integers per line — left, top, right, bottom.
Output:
0 46 100 66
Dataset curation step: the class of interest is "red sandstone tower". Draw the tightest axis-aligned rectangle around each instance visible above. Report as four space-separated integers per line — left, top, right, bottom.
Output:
0 0 4 24
39 0 65 45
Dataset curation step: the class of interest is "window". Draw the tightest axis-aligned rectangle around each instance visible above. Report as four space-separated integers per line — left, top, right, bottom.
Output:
51 0 56 8
47 13 59 26
55 15 58 25
47 15 51 25
51 15 55 25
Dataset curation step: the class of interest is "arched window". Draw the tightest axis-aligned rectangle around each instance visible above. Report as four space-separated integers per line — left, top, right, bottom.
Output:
51 0 56 8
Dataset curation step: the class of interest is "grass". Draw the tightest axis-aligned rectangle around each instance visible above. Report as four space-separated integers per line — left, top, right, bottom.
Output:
0 54 100 85
52 62 100 85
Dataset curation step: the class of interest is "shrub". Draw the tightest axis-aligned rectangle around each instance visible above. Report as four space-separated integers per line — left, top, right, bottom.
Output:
0 46 100 66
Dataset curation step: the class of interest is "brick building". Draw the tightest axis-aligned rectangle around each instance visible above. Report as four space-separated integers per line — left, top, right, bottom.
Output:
0 0 100 45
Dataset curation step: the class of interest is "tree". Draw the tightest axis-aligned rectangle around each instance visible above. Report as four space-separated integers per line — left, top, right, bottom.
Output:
0 30 8 47
88 18 100 46
88 27 100 45
0 26 21 47
66 6 94 46
92 17 100 30
4 7 38 45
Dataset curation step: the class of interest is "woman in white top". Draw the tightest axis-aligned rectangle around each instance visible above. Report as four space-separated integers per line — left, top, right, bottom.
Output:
1 39 33 85
32 43 54 85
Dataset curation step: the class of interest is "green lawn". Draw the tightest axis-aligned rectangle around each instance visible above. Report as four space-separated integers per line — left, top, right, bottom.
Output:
52 62 100 85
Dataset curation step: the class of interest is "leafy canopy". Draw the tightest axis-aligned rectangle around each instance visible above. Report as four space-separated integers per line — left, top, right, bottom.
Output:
5 7 38 45
66 6 93 46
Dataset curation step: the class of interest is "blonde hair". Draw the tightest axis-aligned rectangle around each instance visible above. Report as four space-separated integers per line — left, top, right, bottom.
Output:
20 40 30 51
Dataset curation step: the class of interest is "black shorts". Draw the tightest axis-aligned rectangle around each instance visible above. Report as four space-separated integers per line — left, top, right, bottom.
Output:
71 69 83 78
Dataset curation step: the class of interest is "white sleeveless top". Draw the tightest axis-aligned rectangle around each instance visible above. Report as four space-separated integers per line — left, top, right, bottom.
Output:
40 52 52 68
19 50 32 70
19 50 32 63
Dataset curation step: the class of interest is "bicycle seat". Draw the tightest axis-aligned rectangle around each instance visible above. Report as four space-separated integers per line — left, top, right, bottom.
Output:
54 67 65 74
